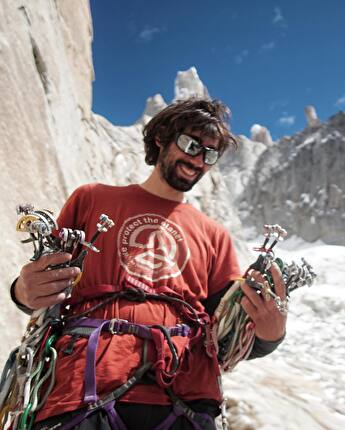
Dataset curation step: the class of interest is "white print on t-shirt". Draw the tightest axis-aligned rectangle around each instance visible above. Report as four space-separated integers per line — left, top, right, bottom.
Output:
117 214 190 282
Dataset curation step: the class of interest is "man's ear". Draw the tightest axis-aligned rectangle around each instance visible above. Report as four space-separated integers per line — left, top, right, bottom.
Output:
155 136 162 148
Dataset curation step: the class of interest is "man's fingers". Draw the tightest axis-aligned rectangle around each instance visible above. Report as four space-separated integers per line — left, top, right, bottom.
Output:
39 266 80 284
36 279 72 295
241 279 262 309
30 291 67 310
240 295 257 318
34 252 72 271
17 264 80 308
16 278 71 310
270 262 286 300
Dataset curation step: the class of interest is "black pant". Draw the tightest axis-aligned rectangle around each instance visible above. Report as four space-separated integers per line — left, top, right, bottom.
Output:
34 400 220 430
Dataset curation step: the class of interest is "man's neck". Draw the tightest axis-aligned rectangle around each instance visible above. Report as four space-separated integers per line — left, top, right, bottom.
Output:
140 168 185 203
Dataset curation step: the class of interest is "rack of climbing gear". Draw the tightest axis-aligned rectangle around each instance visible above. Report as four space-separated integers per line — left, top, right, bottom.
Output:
0 205 114 430
213 224 317 372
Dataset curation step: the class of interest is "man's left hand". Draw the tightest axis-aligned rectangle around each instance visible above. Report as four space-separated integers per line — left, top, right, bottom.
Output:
240 262 287 342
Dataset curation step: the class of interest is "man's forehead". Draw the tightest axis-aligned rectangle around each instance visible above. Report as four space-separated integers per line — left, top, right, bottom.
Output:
183 128 220 148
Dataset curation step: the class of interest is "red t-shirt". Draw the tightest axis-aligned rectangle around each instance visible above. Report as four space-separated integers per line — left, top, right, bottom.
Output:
37 183 241 421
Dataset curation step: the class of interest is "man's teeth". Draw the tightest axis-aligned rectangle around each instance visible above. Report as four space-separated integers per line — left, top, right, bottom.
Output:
180 164 197 177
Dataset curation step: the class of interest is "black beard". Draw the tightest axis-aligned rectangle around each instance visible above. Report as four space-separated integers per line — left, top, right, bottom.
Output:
159 154 203 192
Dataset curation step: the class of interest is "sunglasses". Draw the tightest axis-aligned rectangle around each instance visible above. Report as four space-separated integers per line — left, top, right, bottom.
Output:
175 134 220 166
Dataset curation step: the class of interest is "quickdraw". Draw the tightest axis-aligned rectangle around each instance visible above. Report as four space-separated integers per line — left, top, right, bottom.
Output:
0 205 114 430
213 224 317 372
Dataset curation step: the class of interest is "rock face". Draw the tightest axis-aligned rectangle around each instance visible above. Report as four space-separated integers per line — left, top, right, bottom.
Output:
137 93 167 124
250 124 273 146
234 112 345 245
219 135 267 199
0 0 95 354
174 67 210 101
304 105 320 128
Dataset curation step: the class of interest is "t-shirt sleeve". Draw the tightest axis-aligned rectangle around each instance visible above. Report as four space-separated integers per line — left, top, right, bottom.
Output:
56 184 93 231
207 226 241 296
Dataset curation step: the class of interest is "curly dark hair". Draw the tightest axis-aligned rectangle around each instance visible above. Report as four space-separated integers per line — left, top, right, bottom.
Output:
143 98 238 165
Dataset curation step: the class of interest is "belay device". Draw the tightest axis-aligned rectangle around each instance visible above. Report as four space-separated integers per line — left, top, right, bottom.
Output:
0 205 114 430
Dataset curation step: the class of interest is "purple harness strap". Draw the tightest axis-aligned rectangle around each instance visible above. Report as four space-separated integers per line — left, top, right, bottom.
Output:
57 317 215 430
153 405 185 430
65 317 190 338
103 401 127 430
56 363 152 430
63 317 190 403
56 400 127 430
152 400 216 430
84 320 109 403
56 401 214 430
154 412 201 430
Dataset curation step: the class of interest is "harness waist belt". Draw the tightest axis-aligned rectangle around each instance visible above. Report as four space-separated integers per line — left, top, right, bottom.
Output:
63 317 191 339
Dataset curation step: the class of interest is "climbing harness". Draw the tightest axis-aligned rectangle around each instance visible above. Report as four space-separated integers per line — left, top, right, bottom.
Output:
0 206 114 430
43 310 216 430
213 224 317 372
51 271 217 430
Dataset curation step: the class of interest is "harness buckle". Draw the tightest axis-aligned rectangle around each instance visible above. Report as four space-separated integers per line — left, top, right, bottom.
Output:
176 323 190 337
87 399 104 411
109 318 128 335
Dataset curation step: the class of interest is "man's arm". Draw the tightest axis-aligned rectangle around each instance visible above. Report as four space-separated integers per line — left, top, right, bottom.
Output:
10 278 32 314
247 334 285 359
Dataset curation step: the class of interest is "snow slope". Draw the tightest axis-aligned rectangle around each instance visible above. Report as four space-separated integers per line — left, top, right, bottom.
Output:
220 238 345 429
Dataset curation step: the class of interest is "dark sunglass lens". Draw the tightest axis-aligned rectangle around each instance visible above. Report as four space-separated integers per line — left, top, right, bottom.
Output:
177 134 219 165
204 150 219 165
177 135 202 156
186 140 202 155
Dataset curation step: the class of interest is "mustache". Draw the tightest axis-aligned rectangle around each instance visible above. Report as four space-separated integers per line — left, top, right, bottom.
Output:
176 160 203 174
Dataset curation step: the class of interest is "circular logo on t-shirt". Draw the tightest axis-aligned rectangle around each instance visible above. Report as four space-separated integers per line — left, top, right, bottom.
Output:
117 214 190 282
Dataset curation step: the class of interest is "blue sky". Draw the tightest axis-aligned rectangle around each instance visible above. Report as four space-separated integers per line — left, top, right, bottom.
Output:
90 0 345 140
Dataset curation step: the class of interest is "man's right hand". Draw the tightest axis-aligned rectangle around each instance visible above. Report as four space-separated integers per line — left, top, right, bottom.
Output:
14 253 81 310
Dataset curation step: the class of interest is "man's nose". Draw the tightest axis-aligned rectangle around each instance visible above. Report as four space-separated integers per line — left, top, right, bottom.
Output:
190 152 204 168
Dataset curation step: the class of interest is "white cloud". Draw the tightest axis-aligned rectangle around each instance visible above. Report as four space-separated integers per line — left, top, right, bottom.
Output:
139 26 162 42
278 114 295 126
335 95 345 106
269 99 289 111
272 6 287 28
259 41 275 53
273 6 284 24
234 49 249 64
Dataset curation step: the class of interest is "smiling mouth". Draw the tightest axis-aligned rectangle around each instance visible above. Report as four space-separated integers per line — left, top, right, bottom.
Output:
177 162 201 178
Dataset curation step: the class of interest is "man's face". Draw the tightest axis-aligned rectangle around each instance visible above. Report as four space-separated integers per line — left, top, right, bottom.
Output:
157 130 220 192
